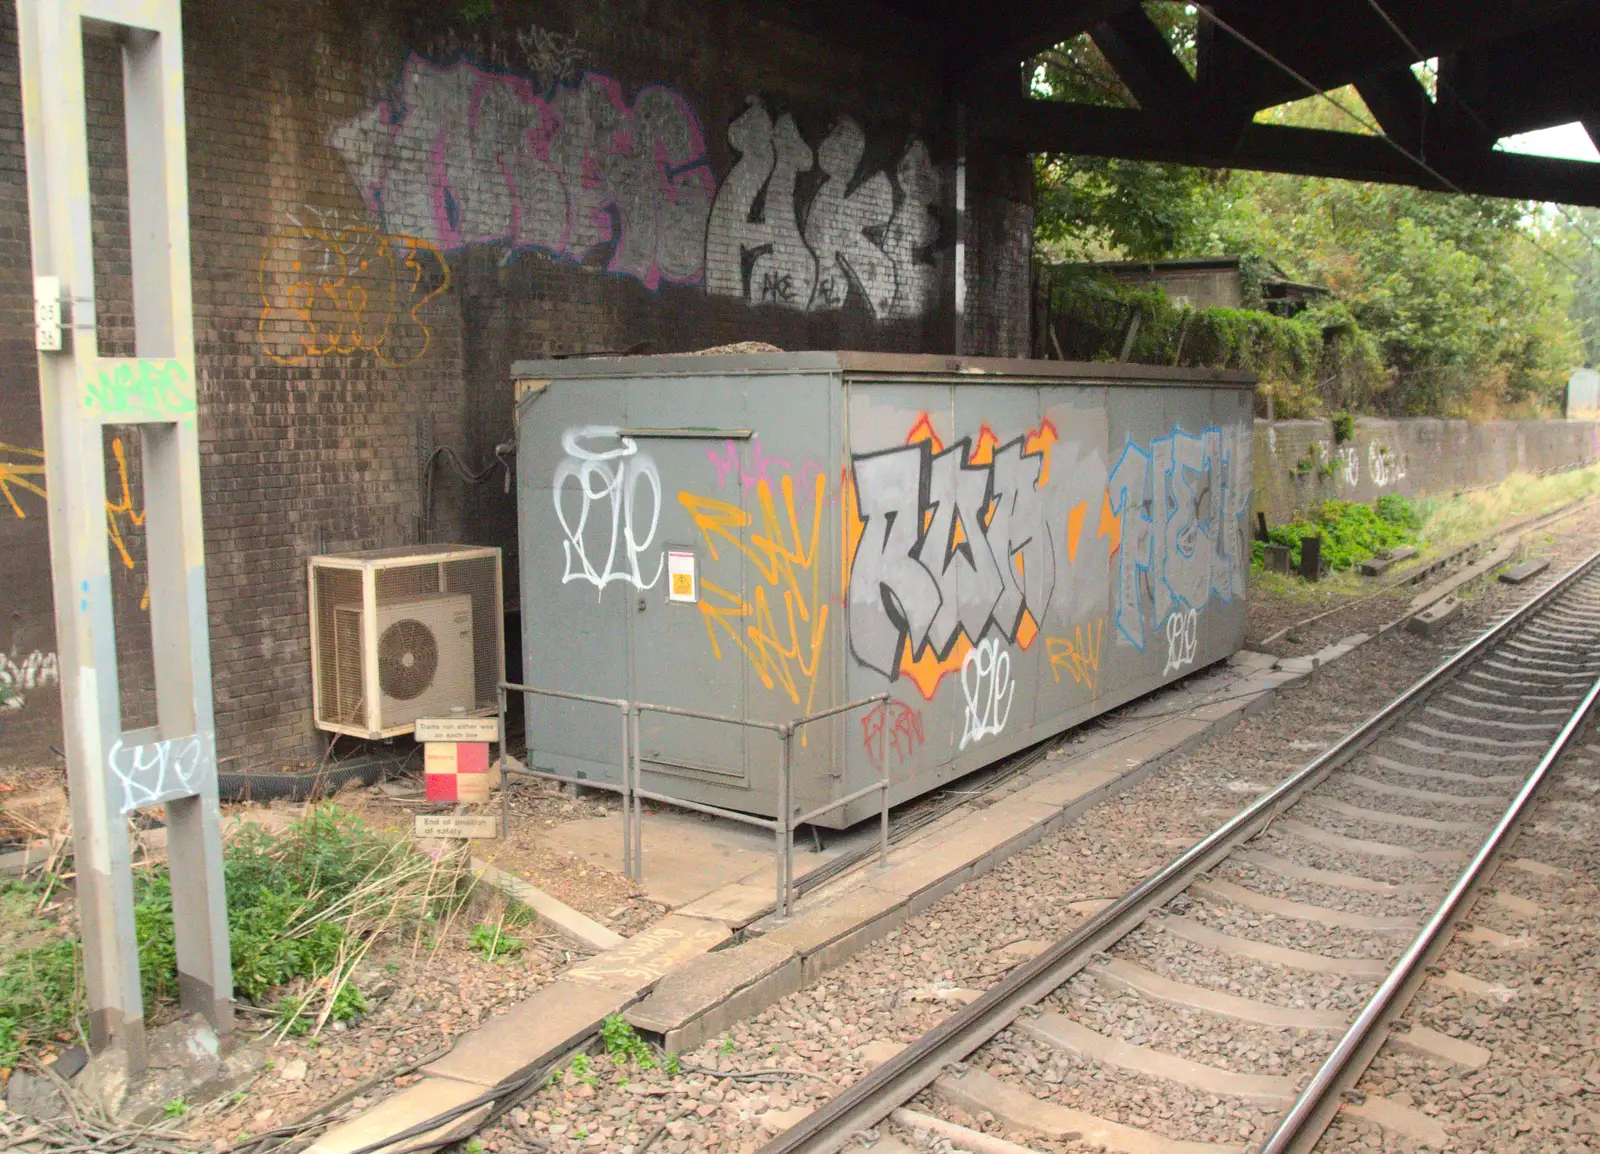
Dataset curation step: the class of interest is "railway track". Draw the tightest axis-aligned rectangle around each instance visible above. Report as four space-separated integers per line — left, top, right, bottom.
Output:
758 547 1600 1154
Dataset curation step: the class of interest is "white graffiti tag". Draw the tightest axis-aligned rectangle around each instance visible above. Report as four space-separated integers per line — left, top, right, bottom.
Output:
1338 445 1360 486
707 102 940 318
553 426 664 598
959 638 1015 750
109 730 215 815
1163 608 1199 676
0 650 58 708
1368 441 1404 487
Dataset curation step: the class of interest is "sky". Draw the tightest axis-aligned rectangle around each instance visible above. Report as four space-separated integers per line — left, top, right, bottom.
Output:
1495 121 1600 164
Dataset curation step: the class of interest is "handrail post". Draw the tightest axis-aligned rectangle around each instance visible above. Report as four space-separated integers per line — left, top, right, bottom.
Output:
618 700 634 881
498 683 510 840
630 705 644 883
776 723 793 919
878 775 890 868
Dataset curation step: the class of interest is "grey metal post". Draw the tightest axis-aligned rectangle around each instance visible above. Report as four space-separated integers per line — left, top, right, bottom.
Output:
776 724 793 918
17 0 230 1070
617 702 633 880
878 778 890 868
498 685 509 840
629 705 644 882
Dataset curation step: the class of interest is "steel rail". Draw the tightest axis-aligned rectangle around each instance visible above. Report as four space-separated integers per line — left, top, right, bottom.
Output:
1258 669 1600 1152
757 543 1600 1154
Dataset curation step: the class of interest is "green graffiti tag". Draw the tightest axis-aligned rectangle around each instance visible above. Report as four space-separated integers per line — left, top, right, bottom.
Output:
81 359 196 422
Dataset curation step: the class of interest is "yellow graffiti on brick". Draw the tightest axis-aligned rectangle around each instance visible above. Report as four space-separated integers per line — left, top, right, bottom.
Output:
258 224 451 367
0 442 46 517
2 438 149 610
1046 618 1104 696
680 472 828 717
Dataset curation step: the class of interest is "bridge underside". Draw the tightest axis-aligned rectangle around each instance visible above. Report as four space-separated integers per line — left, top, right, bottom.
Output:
870 0 1600 205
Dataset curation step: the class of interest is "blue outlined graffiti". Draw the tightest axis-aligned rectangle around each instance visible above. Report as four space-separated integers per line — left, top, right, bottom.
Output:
330 53 713 290
1107 425 1251 651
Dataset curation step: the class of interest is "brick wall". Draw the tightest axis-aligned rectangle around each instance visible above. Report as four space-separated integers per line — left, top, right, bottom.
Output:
1253 417 1600 525
0 0 1033 767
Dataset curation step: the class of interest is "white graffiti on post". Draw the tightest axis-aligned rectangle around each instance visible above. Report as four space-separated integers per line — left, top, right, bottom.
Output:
330 55 714 290
959 638 1014 750
1107 425 1251 652
553 426 664 599
1163 607 1199 676
108 730 215 815
706 101 941 319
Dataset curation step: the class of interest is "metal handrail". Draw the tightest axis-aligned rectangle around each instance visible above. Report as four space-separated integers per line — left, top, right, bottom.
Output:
755 543 1600 1154
503 681 892 913
1258 668 1600 1153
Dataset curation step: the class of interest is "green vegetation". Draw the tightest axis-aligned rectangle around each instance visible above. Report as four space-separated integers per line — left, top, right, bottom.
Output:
1254 496 1421 573
470 920 525 962
0 807 467 1067
1031 10 1590 419
601 1014 658 1069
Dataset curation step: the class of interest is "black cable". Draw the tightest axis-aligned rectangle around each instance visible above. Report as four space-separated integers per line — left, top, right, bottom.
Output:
421 438 514 542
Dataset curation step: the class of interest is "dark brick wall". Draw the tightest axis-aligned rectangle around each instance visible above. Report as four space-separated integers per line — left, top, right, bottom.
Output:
0 0 1034 768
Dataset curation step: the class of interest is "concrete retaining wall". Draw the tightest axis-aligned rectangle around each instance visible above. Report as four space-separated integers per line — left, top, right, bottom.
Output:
1253 418 1600 525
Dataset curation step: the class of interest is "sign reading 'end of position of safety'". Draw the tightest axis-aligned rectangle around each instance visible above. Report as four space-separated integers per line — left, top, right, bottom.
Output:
414 813 500 839
425 740 490 803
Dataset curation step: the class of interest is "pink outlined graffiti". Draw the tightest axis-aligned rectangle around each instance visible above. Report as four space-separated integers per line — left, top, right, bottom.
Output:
860 699 926 767
330 54 714 290
706 435 823 495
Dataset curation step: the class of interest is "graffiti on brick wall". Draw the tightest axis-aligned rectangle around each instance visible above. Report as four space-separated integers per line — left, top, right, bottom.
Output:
258 224 451 367
3 438 148 612
553 426 664 597
845 415 1068 697
1105 426 1251 653
0 442 45 517
680 470 828 716
0 650 58 710
333 56 943 320
706 101 939 319
331 54 713 290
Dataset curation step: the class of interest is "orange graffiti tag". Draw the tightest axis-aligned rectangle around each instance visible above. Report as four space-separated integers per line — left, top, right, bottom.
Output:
1047 619 1104 695
4 438 150 609
258 225 451 367
680 472 829 719
0 442 46 517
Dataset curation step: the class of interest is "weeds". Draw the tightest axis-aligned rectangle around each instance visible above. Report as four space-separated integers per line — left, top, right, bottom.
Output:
1254 497 1419 573
469 919 524 962
601 1014 656 1069
0 806 472 1066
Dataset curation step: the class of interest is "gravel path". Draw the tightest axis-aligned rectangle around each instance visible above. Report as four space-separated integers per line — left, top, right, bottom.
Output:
1318 739 1600 1153
456 508 1600 1154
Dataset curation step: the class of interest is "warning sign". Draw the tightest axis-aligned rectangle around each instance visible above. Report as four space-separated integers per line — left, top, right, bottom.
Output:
414 814 500 839
667 550 697 602
424 741 490 803
415 717 499 743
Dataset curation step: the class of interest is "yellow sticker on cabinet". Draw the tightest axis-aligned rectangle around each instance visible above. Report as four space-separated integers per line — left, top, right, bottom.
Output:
667 550 697 602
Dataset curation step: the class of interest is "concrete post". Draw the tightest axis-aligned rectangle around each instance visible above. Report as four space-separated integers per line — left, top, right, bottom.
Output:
16 0 231 1071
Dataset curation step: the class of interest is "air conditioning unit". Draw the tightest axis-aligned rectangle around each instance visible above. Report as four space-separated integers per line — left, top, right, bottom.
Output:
309 545 503 738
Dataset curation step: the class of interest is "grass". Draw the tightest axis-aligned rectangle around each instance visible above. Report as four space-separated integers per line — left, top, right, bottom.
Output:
0 806 472 1068
1414 463 1600 548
